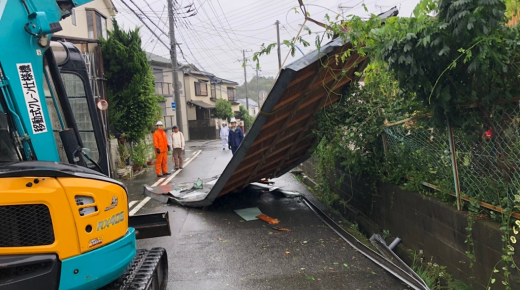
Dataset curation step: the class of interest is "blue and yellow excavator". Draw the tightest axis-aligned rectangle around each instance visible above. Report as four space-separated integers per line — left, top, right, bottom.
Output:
0 1 169 289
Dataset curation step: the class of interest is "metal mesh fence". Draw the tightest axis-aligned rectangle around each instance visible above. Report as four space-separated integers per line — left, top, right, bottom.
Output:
453 105 520 203
384 117 452 186
383 103 520 208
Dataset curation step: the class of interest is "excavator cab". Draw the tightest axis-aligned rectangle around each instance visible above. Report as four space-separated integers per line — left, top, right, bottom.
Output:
0 1 169 289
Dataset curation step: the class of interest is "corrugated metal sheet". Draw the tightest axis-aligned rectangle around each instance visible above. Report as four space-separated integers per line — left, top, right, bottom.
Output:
180 8 399 207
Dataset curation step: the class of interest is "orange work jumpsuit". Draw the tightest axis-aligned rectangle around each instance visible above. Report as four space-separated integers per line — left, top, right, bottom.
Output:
153 128 169 175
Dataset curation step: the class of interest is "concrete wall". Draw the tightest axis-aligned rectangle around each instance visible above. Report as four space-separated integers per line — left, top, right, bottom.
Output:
300 156 520 289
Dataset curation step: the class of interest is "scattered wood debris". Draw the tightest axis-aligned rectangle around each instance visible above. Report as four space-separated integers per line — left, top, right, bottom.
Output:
256 214 279 225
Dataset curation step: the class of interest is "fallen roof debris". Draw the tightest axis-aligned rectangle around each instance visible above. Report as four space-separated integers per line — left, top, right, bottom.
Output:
142 8 399 208
256 214 279 225
234 207 263 221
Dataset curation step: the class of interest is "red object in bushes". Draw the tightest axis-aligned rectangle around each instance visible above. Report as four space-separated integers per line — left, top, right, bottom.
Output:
483 128 492 141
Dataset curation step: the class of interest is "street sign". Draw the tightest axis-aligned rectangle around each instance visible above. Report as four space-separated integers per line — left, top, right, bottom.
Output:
171 102 176 109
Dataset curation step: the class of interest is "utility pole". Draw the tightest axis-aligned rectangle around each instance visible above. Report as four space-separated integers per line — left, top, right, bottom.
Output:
275 20 281 69
242 50 249 110
255 67 259 105
256 68 259 95
167 0 183 130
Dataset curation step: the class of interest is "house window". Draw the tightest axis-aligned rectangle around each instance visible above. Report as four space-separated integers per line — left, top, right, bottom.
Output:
71 8 76 26
227 87 236 101
153 68 164 82
87 10 107 40
211 84 216 99
195 81 208 96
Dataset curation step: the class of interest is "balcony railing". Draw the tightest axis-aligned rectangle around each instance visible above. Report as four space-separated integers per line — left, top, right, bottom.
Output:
155 82 172 96
228 95 237 102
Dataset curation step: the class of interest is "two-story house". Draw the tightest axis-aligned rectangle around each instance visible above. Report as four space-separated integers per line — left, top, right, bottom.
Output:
146 52 190 139
54 0 117 101
182 65 239 139
213 77 241 116
237 98 259 117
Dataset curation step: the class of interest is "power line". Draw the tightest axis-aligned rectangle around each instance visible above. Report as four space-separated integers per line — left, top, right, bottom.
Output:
178 26 238 70
117 0 170 51
209 0 242 46
128 0 169 38
194 0 242 55
139 1 190 65
211 0 322 28
176 26 237 86
143 5 166 51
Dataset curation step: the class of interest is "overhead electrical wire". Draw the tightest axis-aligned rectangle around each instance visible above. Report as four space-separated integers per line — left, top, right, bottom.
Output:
207 0 242 47
143 5 166 51
115 0 356 81
149 14 169 55
177 26 237 70
177 5 242 70
215 0 243 42
141 1 240 81
116 0 170 51
128 0 169 38
209 0 322 28
193 0 242 55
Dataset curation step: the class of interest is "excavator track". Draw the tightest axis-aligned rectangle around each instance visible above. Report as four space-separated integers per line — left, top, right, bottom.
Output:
101 248 168 290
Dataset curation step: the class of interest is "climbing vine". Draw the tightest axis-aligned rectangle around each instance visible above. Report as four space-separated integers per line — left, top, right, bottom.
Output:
254 0 520 287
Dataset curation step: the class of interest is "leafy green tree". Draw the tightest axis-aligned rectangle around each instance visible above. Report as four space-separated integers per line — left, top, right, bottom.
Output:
235 76 275 103
214 98 234 121
101 20 162 143
239 105 254 132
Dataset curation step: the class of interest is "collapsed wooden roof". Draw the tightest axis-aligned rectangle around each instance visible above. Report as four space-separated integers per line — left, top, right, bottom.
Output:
183 8 398 207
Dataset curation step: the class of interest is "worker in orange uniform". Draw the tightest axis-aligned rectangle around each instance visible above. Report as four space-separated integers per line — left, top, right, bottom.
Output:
153 121 171 177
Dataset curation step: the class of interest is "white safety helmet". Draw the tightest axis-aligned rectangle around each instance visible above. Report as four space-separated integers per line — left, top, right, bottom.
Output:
156 121 164 126
230 118 237 123
222 121 227 124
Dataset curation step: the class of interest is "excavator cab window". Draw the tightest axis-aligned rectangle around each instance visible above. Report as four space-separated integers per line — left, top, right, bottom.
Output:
61 73 99 162
0 112 20 162
46 41 109 175
43 59 68 163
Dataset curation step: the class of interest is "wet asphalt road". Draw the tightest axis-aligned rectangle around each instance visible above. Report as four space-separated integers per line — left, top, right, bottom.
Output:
123 140 407 290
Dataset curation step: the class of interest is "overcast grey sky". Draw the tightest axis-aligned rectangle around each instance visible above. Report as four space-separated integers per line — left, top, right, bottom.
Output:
112 0 421 83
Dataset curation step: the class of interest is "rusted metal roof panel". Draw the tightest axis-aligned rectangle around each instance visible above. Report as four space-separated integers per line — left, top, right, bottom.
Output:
176 8 399 207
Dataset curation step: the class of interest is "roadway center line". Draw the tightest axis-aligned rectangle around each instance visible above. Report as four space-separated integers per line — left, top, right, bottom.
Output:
131 150 203 216
152 178 165 187
162 169 181 185
162 150 202 185
129 197 151 216
128 200 138 208
184 150 202 167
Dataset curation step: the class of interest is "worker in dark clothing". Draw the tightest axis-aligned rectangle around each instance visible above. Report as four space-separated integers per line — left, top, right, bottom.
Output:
228 118 244 155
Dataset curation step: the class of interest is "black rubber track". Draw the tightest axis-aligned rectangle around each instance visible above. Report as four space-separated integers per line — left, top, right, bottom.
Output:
101 247 168 290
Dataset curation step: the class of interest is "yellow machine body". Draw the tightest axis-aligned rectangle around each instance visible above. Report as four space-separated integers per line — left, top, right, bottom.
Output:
0 176 128 260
